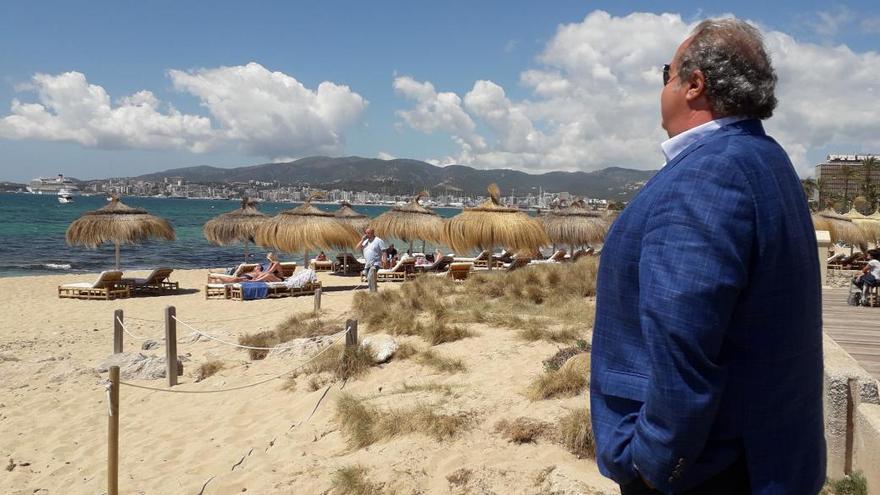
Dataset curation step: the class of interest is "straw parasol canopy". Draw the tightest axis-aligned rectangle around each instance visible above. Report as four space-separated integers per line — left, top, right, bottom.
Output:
203 197 267 262
844 208 880 245
334 201 371 233
444 184 549 265
371 191 445 250
540 199 609 248
817 209 867 246
65 195 175 270
255 194 360 259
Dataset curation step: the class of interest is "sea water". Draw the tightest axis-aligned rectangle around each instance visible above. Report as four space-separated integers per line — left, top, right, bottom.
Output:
0 193 461 277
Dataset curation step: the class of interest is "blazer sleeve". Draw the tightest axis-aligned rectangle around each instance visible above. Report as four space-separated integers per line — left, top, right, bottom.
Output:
629 158 755 492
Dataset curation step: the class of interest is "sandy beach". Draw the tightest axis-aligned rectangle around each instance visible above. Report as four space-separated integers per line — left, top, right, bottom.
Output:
0 268 614 494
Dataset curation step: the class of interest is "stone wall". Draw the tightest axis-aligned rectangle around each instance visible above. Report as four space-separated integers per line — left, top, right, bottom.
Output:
823 334 880 485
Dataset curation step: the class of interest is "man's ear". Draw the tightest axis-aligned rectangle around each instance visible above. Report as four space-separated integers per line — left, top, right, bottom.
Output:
685 69 707 102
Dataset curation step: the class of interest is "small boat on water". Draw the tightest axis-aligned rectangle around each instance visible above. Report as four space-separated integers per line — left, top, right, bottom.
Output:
57 189 74 204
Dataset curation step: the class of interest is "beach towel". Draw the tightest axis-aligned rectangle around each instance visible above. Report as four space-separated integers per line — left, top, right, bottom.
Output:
284 269 318 289
240 281 269 300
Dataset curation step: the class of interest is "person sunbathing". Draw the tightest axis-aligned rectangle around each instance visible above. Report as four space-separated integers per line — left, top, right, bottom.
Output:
211 253 283 283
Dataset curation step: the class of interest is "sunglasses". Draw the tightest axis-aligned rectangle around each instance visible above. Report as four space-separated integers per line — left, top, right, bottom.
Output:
663 64 672 86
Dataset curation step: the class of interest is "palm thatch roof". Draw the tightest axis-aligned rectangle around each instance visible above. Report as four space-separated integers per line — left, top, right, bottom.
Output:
540 199 609 246
371 192 445 244
816 209 867 245
334 202 371 233
66 196 175 249
203 197 267 246
255 195 360 253
65 195 175 269
444 184 549 253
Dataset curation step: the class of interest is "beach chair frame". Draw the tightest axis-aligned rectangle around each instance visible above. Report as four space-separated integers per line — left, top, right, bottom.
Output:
58 271 130 300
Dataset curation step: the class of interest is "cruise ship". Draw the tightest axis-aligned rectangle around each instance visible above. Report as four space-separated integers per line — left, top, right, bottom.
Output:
27 174 80 194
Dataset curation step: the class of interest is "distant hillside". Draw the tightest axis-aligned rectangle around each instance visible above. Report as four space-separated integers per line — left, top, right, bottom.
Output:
134 156 656 199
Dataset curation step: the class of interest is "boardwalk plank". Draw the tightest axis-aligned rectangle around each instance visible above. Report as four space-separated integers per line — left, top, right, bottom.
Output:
823 287 880 381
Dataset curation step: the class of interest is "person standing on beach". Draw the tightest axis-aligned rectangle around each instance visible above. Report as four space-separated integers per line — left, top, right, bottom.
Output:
357 228 386 277
591 19 825 494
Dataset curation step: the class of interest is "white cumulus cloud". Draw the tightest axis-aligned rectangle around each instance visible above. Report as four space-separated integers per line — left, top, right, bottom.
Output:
0 62 368 160
393 10 880 175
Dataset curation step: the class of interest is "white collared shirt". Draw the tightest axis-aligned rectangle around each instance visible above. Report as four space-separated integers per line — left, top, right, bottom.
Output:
660 116 747 166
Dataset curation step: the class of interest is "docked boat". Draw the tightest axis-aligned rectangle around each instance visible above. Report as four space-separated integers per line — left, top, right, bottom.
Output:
57 189 74 203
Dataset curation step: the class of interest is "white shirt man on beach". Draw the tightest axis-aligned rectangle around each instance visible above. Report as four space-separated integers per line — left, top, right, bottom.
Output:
357 228 386 274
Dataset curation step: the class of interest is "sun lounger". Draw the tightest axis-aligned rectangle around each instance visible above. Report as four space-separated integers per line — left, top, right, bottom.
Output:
444 262 473 281
415 255 454 273
58 271 130 300
309 259 335 272
228 280 322 301
204 283 230 300
369 256 416 281
335 253 365 274
502 256 532 271
530 250 567 265
121 267 179 294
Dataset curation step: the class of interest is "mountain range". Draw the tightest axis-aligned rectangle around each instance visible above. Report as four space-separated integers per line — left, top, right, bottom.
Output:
133 156 657 199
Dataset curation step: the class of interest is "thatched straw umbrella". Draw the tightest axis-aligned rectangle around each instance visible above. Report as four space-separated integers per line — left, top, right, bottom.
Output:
540 199 609 250
334 201 371 233
65 195 175 270
444 184 549 269
255 194 360 263
371 192 445 253
818 208 867 248
844 208 880 246
203 197 267 262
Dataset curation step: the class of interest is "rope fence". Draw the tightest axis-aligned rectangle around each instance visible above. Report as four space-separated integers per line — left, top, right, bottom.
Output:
104 304 360 495
118 328 348 394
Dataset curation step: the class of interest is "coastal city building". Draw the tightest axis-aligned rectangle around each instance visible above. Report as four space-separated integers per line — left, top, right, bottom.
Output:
815 153 880 199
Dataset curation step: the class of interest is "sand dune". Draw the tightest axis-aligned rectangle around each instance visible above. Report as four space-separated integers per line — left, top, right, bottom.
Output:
0 268 613 494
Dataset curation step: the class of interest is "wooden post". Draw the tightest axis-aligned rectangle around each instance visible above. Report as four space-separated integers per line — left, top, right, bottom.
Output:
368 266 378 293
345 319 358 347
113 309 123 354
313 288 322 313
164 306 178 387
108 365 119 495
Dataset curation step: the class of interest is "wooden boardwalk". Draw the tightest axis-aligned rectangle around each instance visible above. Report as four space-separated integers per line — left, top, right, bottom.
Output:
823 287 880 380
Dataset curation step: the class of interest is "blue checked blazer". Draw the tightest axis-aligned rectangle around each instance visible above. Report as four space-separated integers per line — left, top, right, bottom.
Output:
590 120 825 494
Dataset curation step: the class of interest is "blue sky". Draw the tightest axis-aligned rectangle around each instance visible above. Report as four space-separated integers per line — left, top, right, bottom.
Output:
1 0 879 182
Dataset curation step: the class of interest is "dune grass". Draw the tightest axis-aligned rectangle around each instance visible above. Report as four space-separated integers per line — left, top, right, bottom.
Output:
330 465 385 495
494 417 551 444
527 353 590 400
414 349 467 373
305 343 376 381
556 407 595 459
238 312 339 360
824 471 868 495
335 393 473 449
194 359 225 382
446 468 473 487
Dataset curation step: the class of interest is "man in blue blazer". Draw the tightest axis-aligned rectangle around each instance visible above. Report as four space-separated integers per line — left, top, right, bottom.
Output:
591 19 825 494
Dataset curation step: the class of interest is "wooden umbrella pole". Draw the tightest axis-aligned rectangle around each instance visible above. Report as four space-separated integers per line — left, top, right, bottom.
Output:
114 242 120 271
244 239 249 263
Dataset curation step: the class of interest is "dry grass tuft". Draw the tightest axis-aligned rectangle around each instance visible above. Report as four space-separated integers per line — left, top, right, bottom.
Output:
396 382 456 396
556 407 595 459
335 393 473 449
527 353 590 400
306 343 376 381
446 468 473 487
194 360 225 382
330 465 384 495
238 312 339 360
281 375 296 392
414 349 467 373
494 417 550 444
308 373 332 391
424 318 473 345
542 340 590 372
394 341 420 360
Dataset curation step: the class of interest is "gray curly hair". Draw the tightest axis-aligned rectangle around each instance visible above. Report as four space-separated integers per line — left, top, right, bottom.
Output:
677 18 777 119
